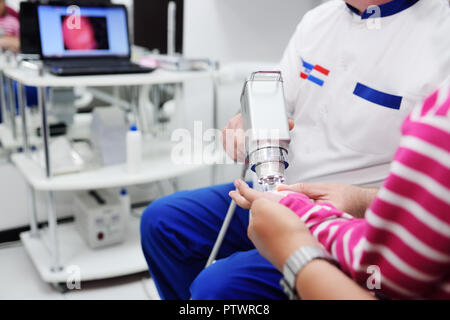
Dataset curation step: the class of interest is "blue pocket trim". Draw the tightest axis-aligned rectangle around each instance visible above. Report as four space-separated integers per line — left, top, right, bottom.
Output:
353 83 402 110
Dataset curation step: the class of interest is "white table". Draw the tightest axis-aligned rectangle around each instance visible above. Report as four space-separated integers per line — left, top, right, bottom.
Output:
2 65 219 285
4 67 213 87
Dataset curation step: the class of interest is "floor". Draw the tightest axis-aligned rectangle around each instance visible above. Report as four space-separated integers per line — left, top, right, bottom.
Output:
0 242 161 300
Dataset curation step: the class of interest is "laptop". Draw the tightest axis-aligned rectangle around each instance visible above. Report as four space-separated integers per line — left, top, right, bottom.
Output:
37 4 154 76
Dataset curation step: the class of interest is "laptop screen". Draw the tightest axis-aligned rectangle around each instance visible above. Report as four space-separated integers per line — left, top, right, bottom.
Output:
38 5 130 59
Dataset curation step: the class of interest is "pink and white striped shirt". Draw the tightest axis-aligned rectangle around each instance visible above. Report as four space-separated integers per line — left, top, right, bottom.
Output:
0 13 19 37
280 82 450 300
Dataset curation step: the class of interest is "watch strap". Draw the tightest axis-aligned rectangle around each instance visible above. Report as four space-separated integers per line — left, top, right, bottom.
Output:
280 245 336 300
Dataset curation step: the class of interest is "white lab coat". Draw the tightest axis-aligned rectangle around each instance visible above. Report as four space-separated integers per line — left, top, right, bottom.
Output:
279 0 450 186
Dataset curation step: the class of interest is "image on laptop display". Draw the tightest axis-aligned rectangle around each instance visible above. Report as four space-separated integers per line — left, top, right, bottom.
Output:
61 15 109 51
38 5 129 59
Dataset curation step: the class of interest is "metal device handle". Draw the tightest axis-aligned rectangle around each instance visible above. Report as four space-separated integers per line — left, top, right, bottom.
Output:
240 71 283 99
249 71 282 82
205 163 248 269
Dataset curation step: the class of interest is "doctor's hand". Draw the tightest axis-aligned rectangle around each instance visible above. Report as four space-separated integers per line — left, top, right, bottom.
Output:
222 113 246 163
229 180 294 210
277 183 378 218
247 198 319 272
221 113 294 163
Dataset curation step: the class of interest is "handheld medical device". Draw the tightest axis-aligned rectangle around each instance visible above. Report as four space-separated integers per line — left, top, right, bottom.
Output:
205 71 291 269
241 71 291 191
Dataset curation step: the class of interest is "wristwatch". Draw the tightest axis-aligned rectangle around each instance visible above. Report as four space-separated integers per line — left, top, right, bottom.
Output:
280 245 336 300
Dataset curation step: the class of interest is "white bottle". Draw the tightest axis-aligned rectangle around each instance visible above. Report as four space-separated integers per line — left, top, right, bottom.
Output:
119 188 130 216
126 125 142 174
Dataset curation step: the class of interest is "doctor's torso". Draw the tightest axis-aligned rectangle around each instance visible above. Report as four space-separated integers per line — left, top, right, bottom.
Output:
280 0 450 186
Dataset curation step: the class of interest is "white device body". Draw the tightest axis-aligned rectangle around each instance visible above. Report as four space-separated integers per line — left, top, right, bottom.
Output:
73 189 128 249
241 71 291 190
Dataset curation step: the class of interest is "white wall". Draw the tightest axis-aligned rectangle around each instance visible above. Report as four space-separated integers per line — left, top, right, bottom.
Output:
0 162 29 230
183 0 315 63
0 161 77 231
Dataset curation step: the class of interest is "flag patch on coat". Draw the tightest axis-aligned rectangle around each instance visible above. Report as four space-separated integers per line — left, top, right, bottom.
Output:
300 57 330 86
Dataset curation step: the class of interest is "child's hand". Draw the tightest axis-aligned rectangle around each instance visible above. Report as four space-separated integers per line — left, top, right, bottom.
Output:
230 180 321 272
228 180 294 209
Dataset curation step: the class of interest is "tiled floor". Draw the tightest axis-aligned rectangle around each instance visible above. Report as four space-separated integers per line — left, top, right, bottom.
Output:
0 243 160 300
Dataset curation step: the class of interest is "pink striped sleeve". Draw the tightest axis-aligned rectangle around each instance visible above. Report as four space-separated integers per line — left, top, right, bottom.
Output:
0 15 20 37
280 194 377 290
280 83 450 299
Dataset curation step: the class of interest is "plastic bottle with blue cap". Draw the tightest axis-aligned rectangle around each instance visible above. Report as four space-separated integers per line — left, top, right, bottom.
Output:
126 124 142 174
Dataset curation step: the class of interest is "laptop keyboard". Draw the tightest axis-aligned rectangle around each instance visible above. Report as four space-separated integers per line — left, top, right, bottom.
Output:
49 60 136 68
46 60 154 76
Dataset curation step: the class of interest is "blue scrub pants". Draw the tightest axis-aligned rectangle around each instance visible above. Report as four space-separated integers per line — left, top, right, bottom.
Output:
140 182 287 300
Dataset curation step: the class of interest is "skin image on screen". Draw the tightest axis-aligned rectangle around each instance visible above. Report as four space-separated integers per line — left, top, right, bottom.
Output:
61 15 109 51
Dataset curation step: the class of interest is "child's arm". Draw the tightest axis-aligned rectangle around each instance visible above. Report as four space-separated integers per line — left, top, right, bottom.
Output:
281 84 450 299
246 198 376 300
280 94 450 299
295 259 376 300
